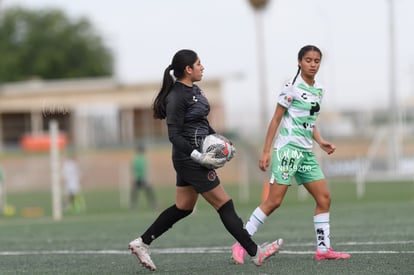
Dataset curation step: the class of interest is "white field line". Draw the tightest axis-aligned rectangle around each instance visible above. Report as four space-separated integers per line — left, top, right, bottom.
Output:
1 240 413 256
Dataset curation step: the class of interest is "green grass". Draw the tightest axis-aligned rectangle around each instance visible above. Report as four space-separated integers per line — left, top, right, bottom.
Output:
0 181 413 274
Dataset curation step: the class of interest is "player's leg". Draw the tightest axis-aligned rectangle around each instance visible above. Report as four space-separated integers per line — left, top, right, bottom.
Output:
129 186 196 270
230 180 287 264
143 180 158 210
202 184 257 256
246 181 289 236
236 147 293 258
202 185 282 266
303 178 331 215
303 178 331 252
130 180 139 209
67 193 76 212
136 185 196 244
245 145 299 235
300 152 349 260
302 173 350 260
73 193 86 212
232 147 296 264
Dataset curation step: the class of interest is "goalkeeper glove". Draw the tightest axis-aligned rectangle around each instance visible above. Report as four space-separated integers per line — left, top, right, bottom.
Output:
190 150 226 169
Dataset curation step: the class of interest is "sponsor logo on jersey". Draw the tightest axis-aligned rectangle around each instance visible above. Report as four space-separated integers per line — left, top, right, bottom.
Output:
301 93 308 100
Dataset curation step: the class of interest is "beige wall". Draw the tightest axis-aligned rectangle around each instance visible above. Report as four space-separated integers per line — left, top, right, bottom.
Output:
0 77 226 148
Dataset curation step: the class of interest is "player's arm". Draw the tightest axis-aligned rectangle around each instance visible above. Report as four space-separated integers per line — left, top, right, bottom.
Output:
259 104 286 171
168 124 193 155
263 104 286 152
165 93 196 155
313 126 336 155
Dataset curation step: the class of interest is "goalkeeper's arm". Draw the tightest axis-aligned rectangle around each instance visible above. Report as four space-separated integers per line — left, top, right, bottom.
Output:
168 124 225 169
167 124 194 155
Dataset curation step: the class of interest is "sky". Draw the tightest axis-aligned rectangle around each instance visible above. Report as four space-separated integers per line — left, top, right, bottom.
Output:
2 0 414 134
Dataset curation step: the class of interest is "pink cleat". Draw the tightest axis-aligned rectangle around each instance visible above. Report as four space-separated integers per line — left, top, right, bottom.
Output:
232 242 247 264
315 248 351 261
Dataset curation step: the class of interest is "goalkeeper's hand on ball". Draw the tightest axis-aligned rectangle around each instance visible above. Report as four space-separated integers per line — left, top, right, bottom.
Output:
191 150 226 169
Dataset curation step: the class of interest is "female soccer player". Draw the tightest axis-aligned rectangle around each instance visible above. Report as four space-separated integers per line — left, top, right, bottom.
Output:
128 49 282 271
232 45 350 264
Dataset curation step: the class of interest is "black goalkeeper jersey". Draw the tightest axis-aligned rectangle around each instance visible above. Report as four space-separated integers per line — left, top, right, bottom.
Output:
165 81 215 161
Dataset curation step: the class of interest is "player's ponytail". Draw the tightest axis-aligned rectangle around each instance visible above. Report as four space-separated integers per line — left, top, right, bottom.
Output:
152 49 198 119
292 65 301 84
153 65 174 119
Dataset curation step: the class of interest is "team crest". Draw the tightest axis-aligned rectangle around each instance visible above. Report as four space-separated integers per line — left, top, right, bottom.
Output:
281 170 289 180
284 96 292 103
207 170 217 181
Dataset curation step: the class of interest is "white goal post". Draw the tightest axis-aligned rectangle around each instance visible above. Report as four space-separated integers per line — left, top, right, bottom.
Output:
50 120 62 221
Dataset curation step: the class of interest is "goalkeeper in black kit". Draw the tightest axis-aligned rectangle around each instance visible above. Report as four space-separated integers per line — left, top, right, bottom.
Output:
128 49 283 271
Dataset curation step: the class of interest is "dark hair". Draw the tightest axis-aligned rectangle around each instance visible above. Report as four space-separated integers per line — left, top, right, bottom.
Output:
292 45 323 84
152 49 198 119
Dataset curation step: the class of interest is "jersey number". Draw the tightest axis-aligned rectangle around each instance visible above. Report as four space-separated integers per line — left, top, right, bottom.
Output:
281 156 296 168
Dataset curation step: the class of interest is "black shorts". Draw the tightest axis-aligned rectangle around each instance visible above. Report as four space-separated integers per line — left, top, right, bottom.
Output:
173 159 220 193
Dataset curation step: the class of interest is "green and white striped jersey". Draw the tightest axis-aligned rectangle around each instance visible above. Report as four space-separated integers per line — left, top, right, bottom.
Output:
274 75 324 151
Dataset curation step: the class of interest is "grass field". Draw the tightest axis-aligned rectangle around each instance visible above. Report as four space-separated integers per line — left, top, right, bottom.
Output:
0 180 413 274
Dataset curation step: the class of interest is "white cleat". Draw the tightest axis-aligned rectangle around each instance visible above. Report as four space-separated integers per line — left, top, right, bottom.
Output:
252 238 283 266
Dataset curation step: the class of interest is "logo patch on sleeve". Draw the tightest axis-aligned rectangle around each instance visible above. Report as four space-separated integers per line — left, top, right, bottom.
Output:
284 96 292 103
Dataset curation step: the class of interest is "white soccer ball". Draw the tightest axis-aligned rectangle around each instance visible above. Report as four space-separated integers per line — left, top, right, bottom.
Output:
201 134 233 160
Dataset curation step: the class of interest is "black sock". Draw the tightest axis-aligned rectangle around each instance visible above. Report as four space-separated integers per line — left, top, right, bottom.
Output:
141 204 192 245
217 199 258 256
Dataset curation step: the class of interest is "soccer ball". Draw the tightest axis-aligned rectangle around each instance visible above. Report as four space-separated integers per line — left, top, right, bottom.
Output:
201 134 233 160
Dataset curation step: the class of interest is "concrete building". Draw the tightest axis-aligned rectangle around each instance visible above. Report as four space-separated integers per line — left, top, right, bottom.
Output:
0 77 225 150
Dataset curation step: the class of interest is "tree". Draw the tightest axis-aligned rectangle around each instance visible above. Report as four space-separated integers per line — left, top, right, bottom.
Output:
0 6 113 83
